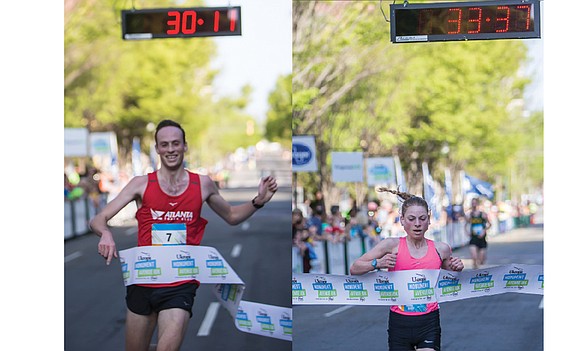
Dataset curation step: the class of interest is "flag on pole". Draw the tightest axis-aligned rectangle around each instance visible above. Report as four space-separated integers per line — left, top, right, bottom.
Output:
132 137 142 176
394 155 407 192
462 172 494 200
422 162 440 221
444 168 453 204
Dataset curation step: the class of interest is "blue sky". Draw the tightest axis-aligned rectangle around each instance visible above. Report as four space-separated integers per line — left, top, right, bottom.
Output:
524 39 543 113
522 0 544 113
204 0 543 119
206 0 292 123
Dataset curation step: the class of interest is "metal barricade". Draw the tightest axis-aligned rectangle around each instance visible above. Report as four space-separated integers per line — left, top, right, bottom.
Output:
64 194 105 240
293 236 378 275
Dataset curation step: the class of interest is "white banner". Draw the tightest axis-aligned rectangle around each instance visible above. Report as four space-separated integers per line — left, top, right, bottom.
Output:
119 245 292 341
292 135 318 172
64 128 89 157
331 152 364 183
90 131 118 157
366 157 396 186
293 264 543 306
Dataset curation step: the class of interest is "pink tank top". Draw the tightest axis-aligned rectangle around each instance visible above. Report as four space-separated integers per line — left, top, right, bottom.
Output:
390 237 442 315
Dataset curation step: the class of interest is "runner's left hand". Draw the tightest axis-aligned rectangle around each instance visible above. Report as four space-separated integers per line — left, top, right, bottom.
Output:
255 175 278 205
447 256 464 272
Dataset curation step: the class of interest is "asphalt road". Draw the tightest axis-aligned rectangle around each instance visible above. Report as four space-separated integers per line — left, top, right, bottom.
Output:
65 187 292 351
293 224 544 351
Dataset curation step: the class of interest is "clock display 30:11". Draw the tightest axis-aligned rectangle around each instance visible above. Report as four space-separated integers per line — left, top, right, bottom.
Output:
121 7 241 40
165 9 238 35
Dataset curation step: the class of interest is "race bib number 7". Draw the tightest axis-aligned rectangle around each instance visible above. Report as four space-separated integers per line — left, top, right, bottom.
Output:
152 223 186 246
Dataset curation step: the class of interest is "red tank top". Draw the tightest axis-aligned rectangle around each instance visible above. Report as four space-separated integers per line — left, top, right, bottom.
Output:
390 237 442 315
134 171 208 287
135 171 207 246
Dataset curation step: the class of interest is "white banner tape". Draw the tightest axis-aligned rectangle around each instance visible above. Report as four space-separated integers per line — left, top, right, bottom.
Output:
292 264 543 306
119 245 292 341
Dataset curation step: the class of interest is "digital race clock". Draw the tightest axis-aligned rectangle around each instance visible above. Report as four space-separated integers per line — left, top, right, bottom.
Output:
390 0 540 43
121 6 241 40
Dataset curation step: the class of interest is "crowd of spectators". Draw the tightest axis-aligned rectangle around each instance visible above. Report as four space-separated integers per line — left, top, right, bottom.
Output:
293 191 541 273
293 193 407 273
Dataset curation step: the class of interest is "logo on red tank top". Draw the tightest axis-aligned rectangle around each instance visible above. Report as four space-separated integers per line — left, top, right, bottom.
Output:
150 208 194 221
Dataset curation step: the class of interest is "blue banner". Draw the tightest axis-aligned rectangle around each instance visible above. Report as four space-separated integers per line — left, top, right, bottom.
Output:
463 173 494 200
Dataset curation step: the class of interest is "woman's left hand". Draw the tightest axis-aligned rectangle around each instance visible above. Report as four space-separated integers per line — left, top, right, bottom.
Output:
447 256 464 272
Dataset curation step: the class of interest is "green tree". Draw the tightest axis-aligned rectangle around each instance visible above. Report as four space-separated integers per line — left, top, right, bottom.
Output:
293 0 539 205
65 0 259 167
265 74 292 148
506 110 543 200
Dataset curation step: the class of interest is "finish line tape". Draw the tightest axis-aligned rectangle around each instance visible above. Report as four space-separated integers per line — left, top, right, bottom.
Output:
293 264 543 306
119 245 292 341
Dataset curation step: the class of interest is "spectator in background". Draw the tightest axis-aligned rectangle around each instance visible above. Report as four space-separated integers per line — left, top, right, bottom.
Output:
382 202 405 238
451 203 465 222
306 204 325 240
293 208 312 273
79 166 103 213
347 206 365 240
376 201 389 236
327 205 346 243
65 173 73 199
496 200 510 233
309 191 326 221
529 201 538 224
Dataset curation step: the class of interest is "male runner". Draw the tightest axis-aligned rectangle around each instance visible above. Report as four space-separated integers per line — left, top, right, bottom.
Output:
89 119 278 351
465 197 492 269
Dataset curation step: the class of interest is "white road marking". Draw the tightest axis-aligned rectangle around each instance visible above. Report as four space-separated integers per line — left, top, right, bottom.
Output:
197 302 220 336
324 305 353 318
65 251 82 263
241 222 250 231
538 297 543 309
231 244 242 258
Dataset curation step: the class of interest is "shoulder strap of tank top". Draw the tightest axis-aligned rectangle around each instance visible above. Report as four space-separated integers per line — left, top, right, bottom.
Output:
427 239 443 263
188 171 200 184
397 236 407 255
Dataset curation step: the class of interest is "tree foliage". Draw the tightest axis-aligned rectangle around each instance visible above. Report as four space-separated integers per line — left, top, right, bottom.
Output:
65 0 266 167
293 0 541 205
265 74 292 148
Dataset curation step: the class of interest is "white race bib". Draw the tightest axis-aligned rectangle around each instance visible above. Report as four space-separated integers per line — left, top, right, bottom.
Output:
152 223 186 245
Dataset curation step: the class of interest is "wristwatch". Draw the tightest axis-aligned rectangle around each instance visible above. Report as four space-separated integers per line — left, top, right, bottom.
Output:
371 258 378 270
252 196 264 209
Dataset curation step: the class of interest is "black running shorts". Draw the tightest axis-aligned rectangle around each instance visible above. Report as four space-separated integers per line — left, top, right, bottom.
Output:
388 309 441 351
126 282 198 318
469 235 487 249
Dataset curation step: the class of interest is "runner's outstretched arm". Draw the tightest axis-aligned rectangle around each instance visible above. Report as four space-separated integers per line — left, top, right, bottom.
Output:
203 175 278 225
89 176 146 265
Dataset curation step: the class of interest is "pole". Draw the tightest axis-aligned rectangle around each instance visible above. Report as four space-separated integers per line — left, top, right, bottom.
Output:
292 172 298 208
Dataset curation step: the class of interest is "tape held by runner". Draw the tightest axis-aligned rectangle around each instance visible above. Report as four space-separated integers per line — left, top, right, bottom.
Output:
292 264 543 306
119 245 292 341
